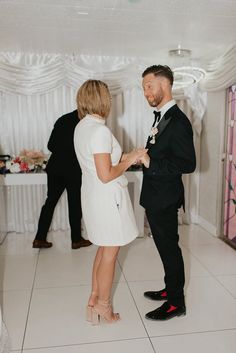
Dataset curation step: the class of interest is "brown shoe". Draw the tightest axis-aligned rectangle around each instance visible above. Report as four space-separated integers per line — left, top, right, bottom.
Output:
33 239 53 248
72 239 92 249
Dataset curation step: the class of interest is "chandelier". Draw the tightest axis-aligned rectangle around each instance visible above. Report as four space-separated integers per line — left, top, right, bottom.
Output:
169 46 206 89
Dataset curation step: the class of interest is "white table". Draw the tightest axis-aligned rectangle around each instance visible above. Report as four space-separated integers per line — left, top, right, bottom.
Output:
0 171 145 238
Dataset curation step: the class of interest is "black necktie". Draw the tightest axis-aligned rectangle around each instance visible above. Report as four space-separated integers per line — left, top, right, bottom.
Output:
152 111 161 127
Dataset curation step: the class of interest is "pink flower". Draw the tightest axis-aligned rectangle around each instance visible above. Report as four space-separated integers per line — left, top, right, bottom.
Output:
20 162 29 172
20 149 44 159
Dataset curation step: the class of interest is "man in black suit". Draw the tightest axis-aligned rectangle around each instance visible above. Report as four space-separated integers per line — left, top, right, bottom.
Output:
32 110 92 249
140 65 196 320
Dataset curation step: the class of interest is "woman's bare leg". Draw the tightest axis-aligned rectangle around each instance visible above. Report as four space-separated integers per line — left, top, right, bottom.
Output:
93 246 120 322
88 246 103 307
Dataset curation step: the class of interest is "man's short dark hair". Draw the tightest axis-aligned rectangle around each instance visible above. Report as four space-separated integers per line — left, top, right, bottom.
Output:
142 65 174 86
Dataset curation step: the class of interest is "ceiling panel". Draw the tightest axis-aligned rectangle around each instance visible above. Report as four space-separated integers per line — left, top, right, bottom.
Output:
0 0 235 64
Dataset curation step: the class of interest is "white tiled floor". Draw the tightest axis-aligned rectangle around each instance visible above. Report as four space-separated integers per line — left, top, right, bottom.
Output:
0 224 236 353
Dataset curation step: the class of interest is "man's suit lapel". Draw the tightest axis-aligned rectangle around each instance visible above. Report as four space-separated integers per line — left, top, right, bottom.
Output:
146 104 177 147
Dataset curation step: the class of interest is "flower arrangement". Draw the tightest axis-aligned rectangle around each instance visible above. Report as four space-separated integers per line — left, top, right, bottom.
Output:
0 150 48 174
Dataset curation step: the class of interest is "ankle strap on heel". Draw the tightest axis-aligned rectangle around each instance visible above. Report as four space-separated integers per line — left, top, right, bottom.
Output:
97 299 110 307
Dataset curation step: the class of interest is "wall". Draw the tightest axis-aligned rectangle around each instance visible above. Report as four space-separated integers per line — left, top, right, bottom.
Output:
198 90 227 236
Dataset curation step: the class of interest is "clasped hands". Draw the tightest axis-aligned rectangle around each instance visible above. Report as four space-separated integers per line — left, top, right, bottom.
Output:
122 148 150 168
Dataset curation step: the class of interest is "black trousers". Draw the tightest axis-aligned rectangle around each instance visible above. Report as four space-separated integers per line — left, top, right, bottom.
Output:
146 205 185 307
35 171 82 243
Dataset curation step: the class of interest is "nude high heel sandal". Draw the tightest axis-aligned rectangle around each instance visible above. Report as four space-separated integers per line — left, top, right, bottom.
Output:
86 305 93 322
91 300 120 325
86 291 98 322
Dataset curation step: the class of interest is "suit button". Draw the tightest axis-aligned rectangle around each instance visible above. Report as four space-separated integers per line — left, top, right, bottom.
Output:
152 172 156 175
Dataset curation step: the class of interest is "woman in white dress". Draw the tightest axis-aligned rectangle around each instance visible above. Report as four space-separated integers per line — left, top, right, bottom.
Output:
74 80 147 324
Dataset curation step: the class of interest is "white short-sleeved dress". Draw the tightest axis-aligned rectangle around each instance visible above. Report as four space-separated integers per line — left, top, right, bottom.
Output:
74 114 138 246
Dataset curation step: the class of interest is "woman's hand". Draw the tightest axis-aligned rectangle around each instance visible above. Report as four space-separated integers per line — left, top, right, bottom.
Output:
126 148 148 165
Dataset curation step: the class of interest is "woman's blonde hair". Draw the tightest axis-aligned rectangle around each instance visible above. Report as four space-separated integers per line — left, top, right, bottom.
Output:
76 80 111 119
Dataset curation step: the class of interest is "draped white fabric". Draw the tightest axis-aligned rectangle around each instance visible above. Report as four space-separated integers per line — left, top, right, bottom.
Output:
184 83 207 134
0 85 77 155
0 52 200 232
0 86 152 157
0 53 140 95
200 43 236 91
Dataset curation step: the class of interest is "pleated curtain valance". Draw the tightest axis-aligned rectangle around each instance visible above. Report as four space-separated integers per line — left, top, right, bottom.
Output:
0 52 210 136
1 44 236 96
0 53 142 95
200 43 236 91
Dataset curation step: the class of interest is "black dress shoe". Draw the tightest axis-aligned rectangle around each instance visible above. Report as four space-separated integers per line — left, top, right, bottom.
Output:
145 301 186 321
32 239 53 248
71 239 92 249
144 289 168 301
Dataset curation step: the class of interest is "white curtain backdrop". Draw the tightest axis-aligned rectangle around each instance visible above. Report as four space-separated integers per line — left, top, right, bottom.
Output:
0 52 201 232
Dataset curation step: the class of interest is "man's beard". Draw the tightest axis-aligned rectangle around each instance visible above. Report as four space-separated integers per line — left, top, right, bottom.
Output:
149 101 156 107
148 95 162 107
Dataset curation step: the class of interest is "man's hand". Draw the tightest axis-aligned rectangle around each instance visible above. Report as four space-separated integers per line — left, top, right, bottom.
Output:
139 153 150 168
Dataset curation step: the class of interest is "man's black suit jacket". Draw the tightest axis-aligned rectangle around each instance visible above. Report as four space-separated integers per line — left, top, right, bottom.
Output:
46 110 81 177
140 104 196 211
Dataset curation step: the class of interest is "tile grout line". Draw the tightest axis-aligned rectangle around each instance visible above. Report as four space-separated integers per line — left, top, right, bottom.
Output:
149 326 236 339
181 242 236 300
117 257 157 353
20 248 41 353
22 337 151 351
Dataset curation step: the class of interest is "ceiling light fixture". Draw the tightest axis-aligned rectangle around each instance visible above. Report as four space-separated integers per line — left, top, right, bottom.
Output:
77 11 88 15
169 45 206 89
